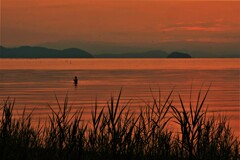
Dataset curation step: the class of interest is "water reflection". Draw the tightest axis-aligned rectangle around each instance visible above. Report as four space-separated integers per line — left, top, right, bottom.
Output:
0 59 239 135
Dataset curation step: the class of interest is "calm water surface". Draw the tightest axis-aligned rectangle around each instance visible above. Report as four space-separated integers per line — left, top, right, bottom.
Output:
0 58 239 134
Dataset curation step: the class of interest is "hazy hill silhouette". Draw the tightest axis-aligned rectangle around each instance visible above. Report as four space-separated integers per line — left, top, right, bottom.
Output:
167 52 191 58
95 50 169 58
96 50 192 58
0 46 93 58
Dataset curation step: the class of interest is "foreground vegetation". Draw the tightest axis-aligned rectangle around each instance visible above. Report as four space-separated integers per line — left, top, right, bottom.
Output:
0 89 239 160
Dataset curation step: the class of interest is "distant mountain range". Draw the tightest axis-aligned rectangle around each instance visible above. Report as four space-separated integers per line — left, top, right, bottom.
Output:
0 46 192 58
95 50 169 58
95 50 191 58
0 46 93 58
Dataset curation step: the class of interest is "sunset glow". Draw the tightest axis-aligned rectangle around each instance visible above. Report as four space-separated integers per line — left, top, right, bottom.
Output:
1 0 240 55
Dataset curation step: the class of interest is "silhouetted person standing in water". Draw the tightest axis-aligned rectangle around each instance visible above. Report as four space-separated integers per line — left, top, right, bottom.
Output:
73 76 78 86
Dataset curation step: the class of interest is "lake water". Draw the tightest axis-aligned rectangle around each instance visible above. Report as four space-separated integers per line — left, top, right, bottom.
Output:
0 58 239 135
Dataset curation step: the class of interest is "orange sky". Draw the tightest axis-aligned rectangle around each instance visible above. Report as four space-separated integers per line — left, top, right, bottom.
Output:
1 0 240 55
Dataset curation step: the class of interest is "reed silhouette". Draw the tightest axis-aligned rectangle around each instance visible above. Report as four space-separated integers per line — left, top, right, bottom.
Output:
0 89 239 160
